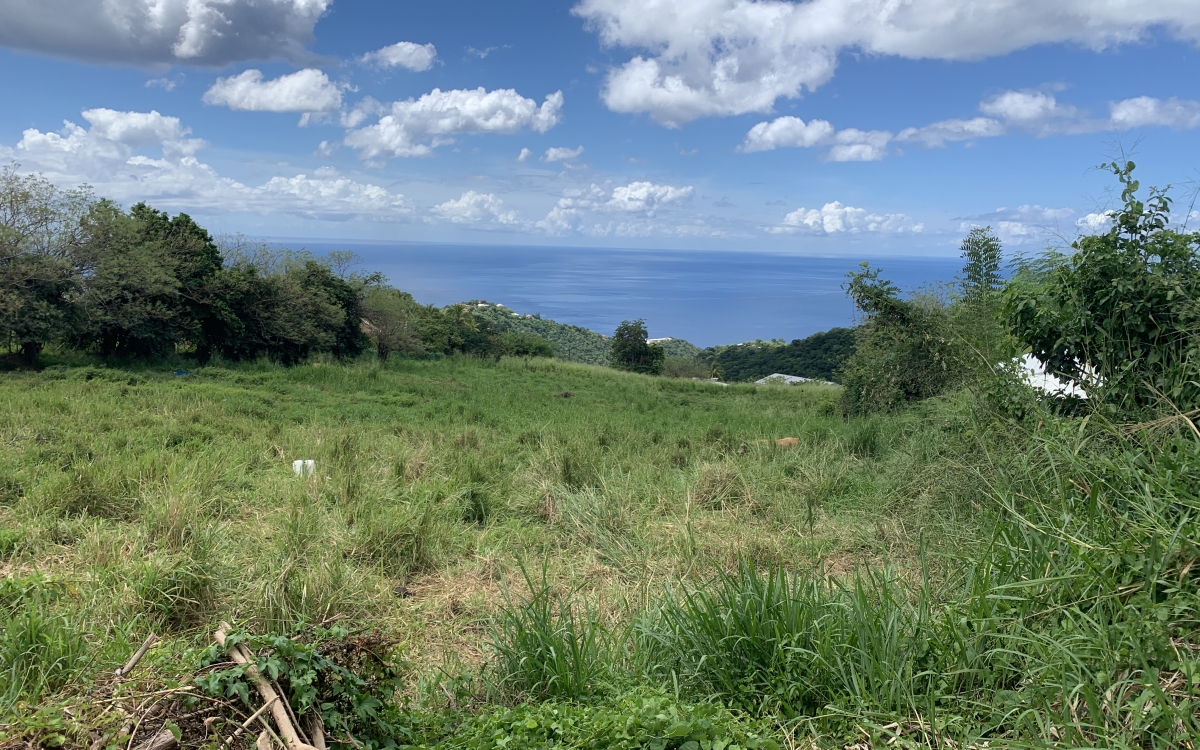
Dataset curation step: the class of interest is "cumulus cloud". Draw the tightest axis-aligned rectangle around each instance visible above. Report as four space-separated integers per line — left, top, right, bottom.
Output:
517 147 533 162
544 145 585 162
1110 96 1200 129
0 0 329 66
360 41 438 71
538 181 694 235
10 109 411 222
203 69 344 114
343 88 564 159
429 191 519 225
739 117 834 152
744 89 1200 160
738 117 891 160
768 201 922 234
573 0 1200 126
1076 211 1115 232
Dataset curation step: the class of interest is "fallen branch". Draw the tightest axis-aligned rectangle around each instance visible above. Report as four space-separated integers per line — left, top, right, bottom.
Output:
224 697 278 748
216 622 317 750
132 728 177 750
308 715 326 750
116 635 160 680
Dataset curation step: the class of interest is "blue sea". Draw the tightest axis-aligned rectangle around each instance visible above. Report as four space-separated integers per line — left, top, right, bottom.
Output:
298 242 962 348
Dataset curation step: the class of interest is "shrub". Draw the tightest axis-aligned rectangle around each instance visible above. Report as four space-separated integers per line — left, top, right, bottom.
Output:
1006 161 1200 413
838 264 963 414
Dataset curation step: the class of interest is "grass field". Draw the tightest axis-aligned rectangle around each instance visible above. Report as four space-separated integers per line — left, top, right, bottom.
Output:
1 355 1196 748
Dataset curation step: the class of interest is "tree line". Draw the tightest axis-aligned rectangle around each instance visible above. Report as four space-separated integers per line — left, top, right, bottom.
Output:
0 166 553 368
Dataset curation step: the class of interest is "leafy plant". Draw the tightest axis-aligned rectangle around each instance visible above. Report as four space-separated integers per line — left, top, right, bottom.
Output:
195 624 408 750
1006 160 1200 413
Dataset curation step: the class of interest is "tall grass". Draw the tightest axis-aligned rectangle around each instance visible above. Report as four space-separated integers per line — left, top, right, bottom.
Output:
485 412 1200 746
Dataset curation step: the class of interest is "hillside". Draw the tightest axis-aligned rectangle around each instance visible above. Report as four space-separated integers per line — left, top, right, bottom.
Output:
700 326 857 382
467 301 703 366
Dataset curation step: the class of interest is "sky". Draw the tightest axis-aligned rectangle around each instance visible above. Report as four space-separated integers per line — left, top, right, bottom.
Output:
1 0 1199 257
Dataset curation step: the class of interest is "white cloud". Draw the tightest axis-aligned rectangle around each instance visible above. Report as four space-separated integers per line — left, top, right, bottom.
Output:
430 191 519 225
145 76 182 92
1076 211 1115 232
607 181 693 213
340 97 386 128
958 204 1076 244
538 181 694 235
203 69 343 114
573 0 1200 125
343 88 564 159
1110 96 1200 130
827 128 893 162
10 109 411 222
739 117 835 152
769 201 922 234
739 117 890 160
361 41 438 71
517 147 533 162
544 145 585 162
743 87 1200 160
896 117 1005 147
0 0 329 66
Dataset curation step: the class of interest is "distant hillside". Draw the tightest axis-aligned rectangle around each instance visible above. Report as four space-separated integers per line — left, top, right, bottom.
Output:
653 338 703 359
699 327 857 382
467 302 613 365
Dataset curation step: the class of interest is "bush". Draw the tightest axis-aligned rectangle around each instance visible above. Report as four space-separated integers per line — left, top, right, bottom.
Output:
1006 161 1200 414
838 264 962 414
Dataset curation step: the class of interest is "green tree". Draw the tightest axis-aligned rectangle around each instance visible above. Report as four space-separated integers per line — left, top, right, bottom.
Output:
0 167 90 366
960 227 1003 303
72 200 183 357
129 203 224 358
838 264 961 413
954 227 1013 370
610 319 665 375
362 286 424 360
1005 161 1200 412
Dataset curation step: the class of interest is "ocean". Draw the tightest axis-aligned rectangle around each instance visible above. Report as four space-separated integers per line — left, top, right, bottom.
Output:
298 241 963 348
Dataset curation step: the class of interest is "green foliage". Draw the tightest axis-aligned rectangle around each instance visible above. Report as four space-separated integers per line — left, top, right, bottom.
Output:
488 566 611 701
362 287 424 360
838 264 962 414
470 303 614 365
960 227 1004 304
0 166 90 367
0 575 91 713
1006 161 1200 412
611 320 665 375
699 328 855 383
416 690 779 750
195 625 408 750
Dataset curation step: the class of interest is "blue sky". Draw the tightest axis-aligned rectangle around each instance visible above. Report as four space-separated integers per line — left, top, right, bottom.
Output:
2 0 1199 256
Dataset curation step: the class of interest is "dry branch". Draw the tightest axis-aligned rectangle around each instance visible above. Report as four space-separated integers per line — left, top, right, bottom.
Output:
224 697 278 748
116 635 159 680
215 622 317 750
132 729 177 750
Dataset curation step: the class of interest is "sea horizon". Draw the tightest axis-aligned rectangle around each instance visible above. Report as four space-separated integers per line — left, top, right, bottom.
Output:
287 240 964 348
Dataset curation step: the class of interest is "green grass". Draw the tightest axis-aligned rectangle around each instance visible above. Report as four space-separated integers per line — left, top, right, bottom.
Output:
2 355 1194 748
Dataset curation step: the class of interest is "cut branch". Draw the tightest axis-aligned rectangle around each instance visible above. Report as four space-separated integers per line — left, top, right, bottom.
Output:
215 622 317 750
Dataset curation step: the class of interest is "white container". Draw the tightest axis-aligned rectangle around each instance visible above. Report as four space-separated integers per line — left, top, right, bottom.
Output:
292 459 316 477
